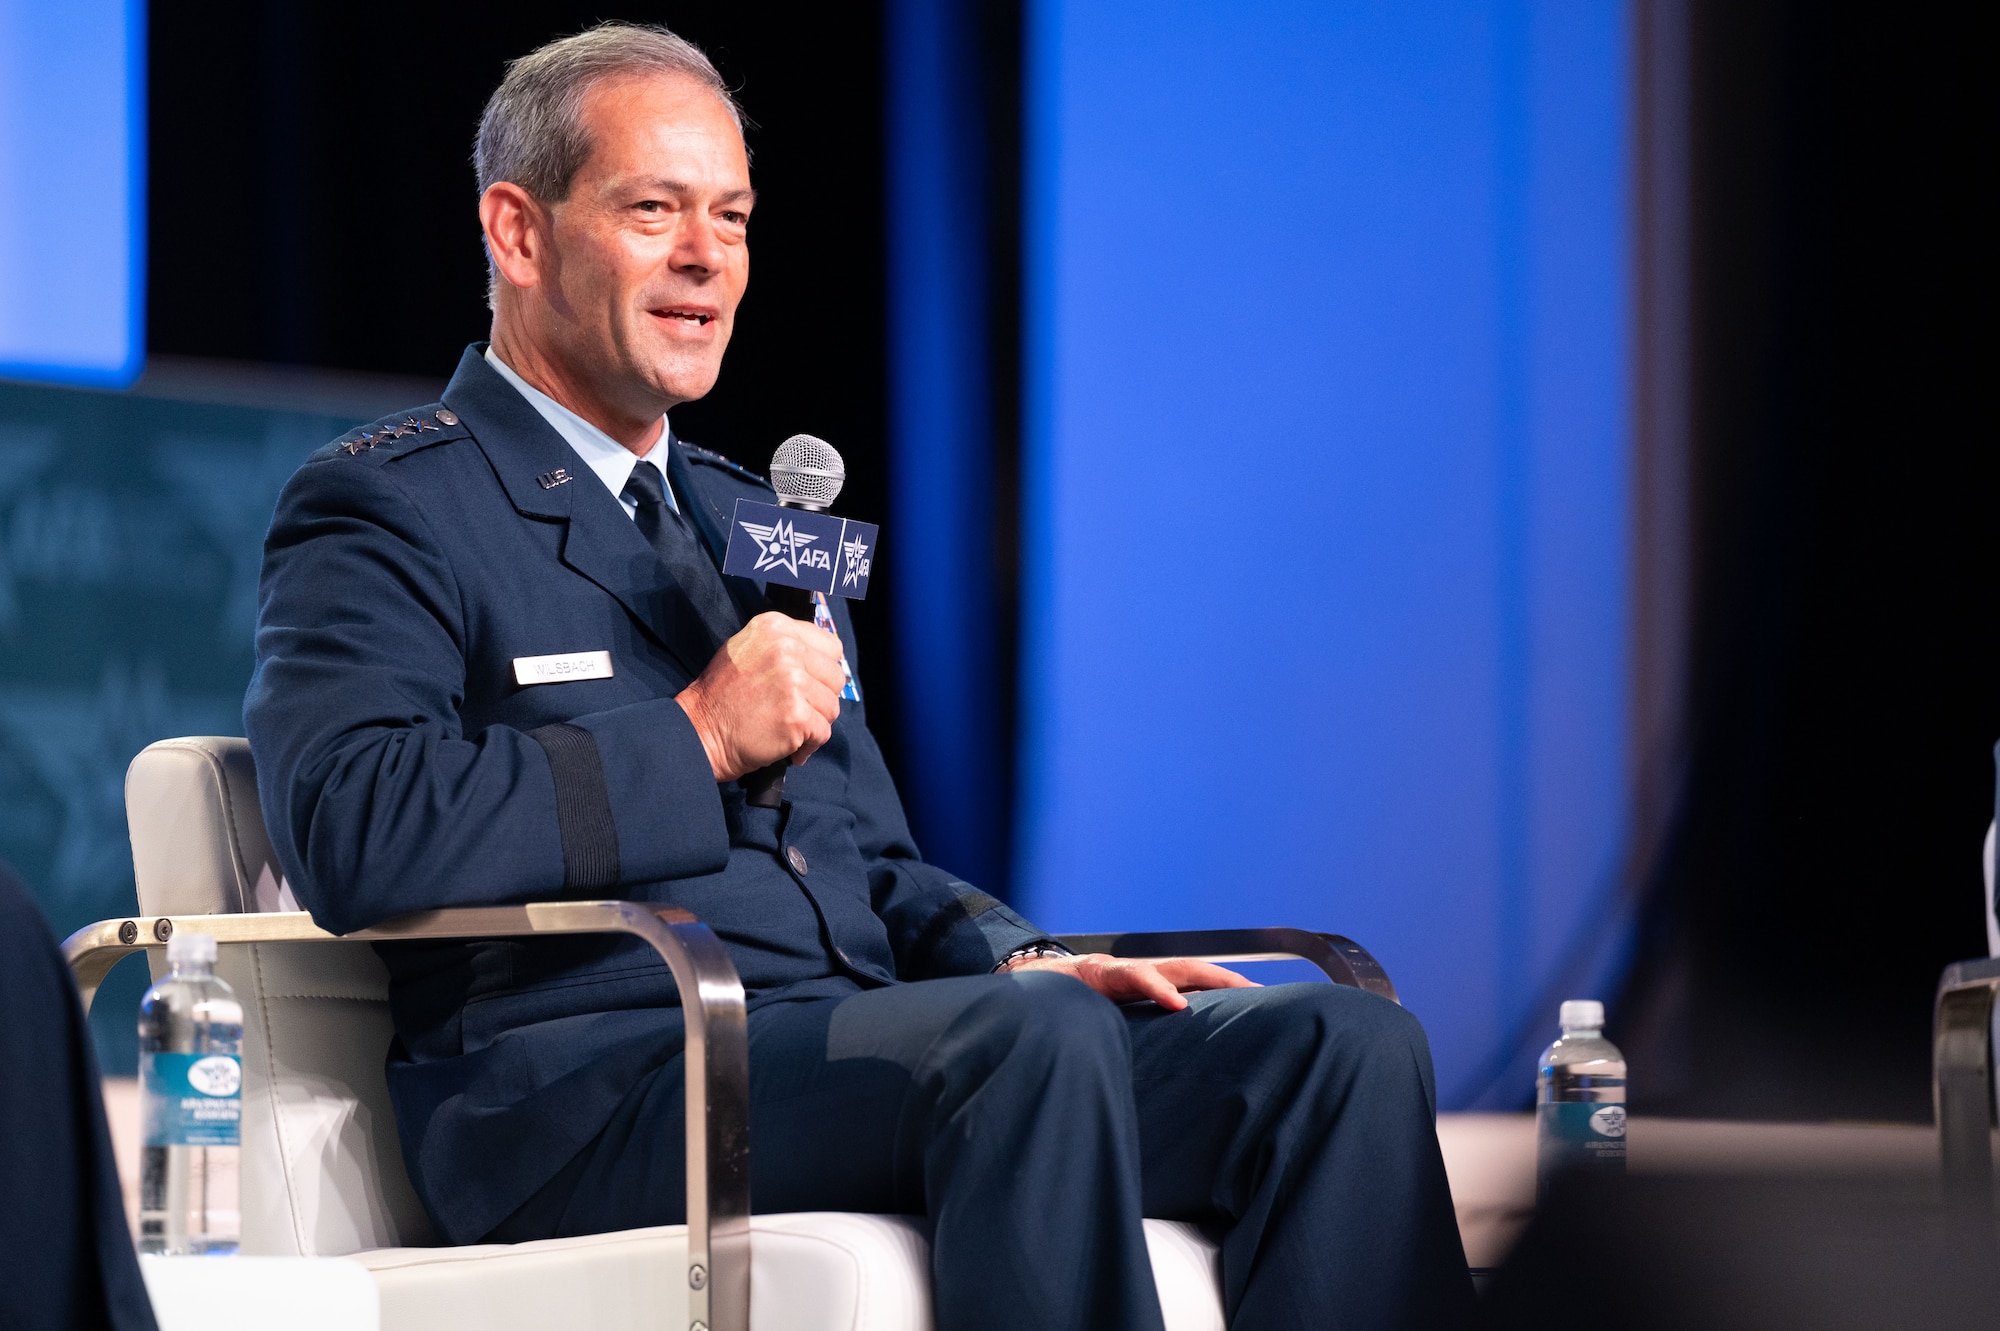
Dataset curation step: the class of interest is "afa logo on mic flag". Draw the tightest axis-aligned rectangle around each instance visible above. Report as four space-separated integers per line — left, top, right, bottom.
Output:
723 498 877 598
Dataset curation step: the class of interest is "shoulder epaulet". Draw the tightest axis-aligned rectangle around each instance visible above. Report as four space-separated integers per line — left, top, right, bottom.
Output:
681 442 767 486
312 404 469 465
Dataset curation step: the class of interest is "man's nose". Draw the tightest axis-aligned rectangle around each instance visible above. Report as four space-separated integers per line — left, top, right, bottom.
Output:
671 215 728 275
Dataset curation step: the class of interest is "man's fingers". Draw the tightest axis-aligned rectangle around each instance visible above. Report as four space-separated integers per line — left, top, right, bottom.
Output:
802 650 848 695
764 612 844 656
803 623 846 658
1153 958 1259 992
681 611 855 780
1118 963 1189 1011
789 710 834 764
799 667 843 723
1128 963 1184 1007
762 616 847 692
748 612 844 660
1080 958 1188 1011
1019 955 1234 1011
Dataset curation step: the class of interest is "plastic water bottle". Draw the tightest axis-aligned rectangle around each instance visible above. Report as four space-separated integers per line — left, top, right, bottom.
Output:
138 933 244 1255
1535 999 1626 1195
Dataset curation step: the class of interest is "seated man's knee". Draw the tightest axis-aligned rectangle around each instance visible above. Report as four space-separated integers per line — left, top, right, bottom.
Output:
1242 982 1433 1069
971 970 1128 1066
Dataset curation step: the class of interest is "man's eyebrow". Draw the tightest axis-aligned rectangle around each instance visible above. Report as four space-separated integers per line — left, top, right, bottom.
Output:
628 178 757 206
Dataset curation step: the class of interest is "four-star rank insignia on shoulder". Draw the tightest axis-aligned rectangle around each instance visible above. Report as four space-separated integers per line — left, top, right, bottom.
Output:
336 411 453 456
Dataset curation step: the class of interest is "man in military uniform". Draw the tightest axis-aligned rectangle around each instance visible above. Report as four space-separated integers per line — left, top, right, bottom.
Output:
246 22 1472 1330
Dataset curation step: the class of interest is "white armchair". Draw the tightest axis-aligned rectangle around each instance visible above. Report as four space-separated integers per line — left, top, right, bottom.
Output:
69 737 1399 1331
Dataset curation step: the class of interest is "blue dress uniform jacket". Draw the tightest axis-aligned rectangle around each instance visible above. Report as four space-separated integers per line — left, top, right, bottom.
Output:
245 346 1052 1243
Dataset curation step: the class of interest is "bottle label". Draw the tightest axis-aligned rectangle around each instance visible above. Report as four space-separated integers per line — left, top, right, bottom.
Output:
141 1052 242 1147
1537 1101 1626 1179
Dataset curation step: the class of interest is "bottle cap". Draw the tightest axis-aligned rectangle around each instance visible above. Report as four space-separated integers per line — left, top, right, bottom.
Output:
1559 999 1604 1032
166 932 217 966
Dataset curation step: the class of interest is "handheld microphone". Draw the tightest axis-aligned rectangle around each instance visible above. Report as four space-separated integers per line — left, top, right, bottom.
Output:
762 434 846 619
728 435 878 808
769 433 847 510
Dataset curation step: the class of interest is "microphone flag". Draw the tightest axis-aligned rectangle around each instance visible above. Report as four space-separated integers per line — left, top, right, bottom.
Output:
723 497 877 599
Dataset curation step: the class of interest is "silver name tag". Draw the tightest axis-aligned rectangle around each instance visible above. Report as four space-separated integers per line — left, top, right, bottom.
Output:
513 650 614 686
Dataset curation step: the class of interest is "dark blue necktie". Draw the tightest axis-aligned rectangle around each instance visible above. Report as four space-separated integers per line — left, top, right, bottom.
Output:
622 462 740 651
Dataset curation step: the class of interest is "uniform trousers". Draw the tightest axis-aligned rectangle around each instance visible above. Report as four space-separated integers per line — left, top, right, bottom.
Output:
489 972 1474 1331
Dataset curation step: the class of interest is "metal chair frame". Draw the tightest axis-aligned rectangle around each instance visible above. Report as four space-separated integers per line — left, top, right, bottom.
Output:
1934 955 2000 1209
65 905 1392 1331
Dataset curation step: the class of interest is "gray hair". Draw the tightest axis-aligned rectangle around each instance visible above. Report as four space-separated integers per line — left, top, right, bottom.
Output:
474 22 749 303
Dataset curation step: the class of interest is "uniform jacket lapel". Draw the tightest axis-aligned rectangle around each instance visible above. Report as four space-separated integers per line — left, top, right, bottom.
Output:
668 440 771 626
440 347 718 680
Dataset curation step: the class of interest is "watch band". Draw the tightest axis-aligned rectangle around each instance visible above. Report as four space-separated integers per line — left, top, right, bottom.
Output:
993 942 1074 973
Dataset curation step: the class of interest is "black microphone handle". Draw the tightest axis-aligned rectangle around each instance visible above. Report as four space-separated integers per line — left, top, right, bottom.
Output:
741 583 819 809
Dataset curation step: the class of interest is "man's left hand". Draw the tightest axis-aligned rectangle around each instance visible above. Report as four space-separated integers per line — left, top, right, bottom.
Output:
997 953 1258 1012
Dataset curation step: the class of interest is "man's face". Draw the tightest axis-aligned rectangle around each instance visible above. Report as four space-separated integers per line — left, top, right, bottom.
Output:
526 73 753 415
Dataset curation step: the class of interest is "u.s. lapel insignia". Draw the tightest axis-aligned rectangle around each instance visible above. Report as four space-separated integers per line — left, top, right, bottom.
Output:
537 468 573 489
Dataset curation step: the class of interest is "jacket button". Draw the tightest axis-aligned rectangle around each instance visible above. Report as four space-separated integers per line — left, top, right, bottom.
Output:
786 846 808 875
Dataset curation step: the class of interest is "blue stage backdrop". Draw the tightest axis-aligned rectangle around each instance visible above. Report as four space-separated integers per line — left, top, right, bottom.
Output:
0 0 145 387
1015 0 1633 1108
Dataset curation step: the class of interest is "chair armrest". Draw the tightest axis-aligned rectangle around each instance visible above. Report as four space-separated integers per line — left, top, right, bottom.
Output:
1935 956 2000 1210
1054 927 1398 1004
63 901 750 1331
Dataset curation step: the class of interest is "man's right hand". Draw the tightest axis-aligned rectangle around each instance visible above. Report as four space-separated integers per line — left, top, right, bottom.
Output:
676 611 847 782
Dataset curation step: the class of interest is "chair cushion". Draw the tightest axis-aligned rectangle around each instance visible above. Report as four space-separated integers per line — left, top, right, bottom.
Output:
140 1255 380 1331
352 1213 1224 1331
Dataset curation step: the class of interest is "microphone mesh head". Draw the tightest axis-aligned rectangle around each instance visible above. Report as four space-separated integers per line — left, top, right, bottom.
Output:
769 434 845 509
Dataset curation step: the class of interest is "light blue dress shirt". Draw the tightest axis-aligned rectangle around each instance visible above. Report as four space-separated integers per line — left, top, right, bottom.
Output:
483 346 679 517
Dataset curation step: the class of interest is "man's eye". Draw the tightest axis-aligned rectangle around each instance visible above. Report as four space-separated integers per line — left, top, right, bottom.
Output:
720 211 747 226
636 200 663 213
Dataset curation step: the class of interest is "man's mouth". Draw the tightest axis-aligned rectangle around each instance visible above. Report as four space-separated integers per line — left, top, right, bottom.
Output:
653 306 717 327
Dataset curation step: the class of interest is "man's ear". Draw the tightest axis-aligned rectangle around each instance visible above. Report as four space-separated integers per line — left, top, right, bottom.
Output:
480 182 547 293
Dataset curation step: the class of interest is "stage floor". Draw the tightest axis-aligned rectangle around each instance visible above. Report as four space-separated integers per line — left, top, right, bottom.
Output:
100 1079 1937 1268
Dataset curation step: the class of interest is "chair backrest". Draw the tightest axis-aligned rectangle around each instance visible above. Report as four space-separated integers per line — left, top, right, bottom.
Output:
126 737 433 1255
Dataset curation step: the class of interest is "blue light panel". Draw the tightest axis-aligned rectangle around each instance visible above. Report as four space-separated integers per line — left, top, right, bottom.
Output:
1018 0 1631 1107
0 0 145 387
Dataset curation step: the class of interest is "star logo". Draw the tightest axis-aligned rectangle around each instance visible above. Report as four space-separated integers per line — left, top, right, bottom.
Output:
738 518 820 578
841 533 872 588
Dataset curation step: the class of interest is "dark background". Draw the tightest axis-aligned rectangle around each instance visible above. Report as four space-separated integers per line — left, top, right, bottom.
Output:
145 0 1997 1122
1617 0 1999 1120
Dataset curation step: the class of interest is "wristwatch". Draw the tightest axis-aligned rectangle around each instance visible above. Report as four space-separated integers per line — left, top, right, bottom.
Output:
993 942 1073 973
